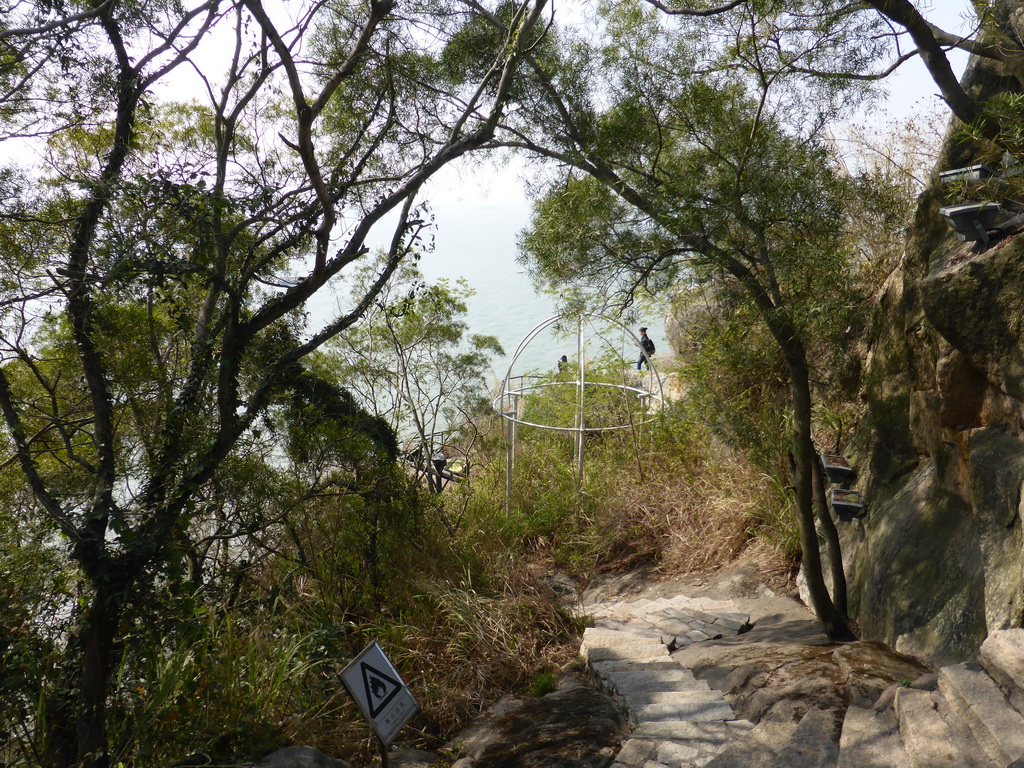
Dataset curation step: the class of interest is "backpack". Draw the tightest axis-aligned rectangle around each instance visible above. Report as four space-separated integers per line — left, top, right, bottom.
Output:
642 337 655 354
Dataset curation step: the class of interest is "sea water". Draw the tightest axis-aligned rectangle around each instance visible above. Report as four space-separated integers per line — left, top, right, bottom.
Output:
307 163 668 389
421 200 667 387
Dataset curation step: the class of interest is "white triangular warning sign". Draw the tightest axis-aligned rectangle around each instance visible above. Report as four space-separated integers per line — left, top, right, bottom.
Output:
341 641 419 747
361 661 401 718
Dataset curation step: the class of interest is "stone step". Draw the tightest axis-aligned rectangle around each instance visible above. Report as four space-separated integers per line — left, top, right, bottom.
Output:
662 595 750 627
622 689 726 710
603 666 696 680
641 597 673 612
939 662 1024 767
605 677 711 698
605 670 703 689
624 617 659 632
645 613 724 643
933 688 1000 768
582 627 666 648
592 601 649 623
592 618 666 641
613 737 664 767
592 658 683 676
631 718 755 742
583 644 670 664
644 616 696 637
588 597 749 639
629 697 735 725
602 598 655 616
837 706 907 768
655 604 739 633
598 670 704 695
980 629 1024 715
615 734 738 768
895 687 979 768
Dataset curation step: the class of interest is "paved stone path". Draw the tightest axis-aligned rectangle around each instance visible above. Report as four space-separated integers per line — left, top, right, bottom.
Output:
579 594 756 768
578 581 1024 768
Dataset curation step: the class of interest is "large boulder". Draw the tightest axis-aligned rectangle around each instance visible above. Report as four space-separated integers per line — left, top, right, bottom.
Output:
846 211 1024 663
259 746 352 768
447 678 626 768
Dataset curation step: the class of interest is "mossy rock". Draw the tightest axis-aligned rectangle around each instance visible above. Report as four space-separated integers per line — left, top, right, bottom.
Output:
850 463 986 665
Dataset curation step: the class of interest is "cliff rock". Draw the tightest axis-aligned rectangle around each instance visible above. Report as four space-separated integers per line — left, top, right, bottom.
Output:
846 46 1024 663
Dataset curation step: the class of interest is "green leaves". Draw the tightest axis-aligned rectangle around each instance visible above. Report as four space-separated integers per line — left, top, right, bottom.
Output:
328 257 504 452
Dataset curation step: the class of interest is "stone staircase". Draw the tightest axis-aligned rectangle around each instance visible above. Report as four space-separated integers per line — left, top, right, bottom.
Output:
579 589 1024 768
580 594 756 767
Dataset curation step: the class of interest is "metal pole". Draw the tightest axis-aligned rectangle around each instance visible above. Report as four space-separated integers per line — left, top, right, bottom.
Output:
576 316 585 488
378 736 390 768
504 407 516 516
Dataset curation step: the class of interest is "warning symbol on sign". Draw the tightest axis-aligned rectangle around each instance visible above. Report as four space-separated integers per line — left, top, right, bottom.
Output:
341 641 420 747
362 662 401 717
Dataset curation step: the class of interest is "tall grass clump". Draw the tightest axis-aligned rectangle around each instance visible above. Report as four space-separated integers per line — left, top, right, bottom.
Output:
451 368 796 585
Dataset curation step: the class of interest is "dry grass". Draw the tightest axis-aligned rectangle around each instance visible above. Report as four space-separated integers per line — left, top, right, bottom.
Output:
588 433 795 582
267 549 582 764
381 561 581 753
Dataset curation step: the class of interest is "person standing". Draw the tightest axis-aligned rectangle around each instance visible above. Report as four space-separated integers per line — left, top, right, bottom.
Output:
637 327 655 370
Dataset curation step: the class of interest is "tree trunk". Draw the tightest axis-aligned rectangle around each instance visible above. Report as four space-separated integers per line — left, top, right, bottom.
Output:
47 572 126 768
786 346 856 641
812 456 848 617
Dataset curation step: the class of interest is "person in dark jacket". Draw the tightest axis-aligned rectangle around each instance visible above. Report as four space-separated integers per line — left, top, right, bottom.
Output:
637 327 655 370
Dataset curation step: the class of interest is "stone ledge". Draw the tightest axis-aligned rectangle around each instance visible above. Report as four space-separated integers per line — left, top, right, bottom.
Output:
894 688 973 768
980 629 1024 715
837 706 907 768
939 662 1024 767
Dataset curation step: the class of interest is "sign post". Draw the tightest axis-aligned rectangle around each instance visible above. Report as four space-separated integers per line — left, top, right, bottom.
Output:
341 642 420 765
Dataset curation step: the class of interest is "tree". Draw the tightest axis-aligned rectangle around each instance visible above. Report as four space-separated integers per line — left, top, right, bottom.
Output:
326 258 503 494
0 1 548 765
489 0 913 639
633 1 1024 147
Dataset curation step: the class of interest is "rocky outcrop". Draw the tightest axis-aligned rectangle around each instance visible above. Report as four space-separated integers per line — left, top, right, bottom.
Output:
845 196 1024 663
446 680 627 768
835 35 1024 663
578 571 1024 768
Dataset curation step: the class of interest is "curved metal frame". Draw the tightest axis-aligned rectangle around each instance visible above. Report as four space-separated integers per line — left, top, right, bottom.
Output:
493 313 665 507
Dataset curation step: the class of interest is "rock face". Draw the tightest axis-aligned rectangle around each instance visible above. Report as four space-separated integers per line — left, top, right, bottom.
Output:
838 44 1024 664
447 681 627 768
847 227 1024 662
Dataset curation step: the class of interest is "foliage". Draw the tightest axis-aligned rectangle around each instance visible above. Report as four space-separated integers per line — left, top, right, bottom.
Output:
0 495 72 765
325 258 503 492
453 380 787 580
608 1 1024 158
500 0 883 637
0 425 585 767
0 0 551 764
673 292 792 476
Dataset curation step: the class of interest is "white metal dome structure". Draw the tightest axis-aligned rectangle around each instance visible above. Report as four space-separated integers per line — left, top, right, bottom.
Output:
492 312 665 510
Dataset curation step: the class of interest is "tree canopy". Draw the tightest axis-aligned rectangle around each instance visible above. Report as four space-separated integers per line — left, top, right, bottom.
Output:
4 0 1023 762
0 0 547 764
501 0 933 638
